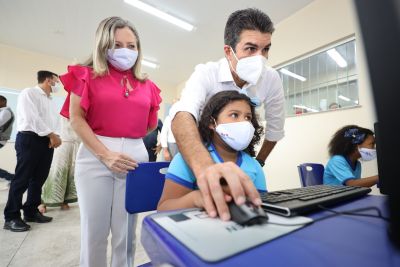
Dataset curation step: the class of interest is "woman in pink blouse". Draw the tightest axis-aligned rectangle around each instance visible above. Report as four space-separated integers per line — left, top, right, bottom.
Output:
60 17 161 267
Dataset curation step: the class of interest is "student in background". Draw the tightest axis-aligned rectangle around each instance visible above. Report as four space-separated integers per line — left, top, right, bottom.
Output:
60 17 161 267
0 95 15 182
323 125 379 187
143 118 163 162
170 8 284 220
158 91 266 211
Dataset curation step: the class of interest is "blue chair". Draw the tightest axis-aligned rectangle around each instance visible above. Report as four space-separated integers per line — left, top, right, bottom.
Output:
297 163 324 187
125 161 170 267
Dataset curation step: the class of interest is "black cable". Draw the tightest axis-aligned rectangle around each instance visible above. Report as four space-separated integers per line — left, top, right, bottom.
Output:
264 206 389 227
317 205 390 221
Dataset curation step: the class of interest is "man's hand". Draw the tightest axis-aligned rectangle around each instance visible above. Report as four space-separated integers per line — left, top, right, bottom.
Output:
196 162 262 221
48 133 62 148
153 144 162 155
163 148 172 161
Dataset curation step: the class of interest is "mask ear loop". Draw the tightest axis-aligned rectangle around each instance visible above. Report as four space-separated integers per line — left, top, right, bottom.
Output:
211 117 218 129
227 47 239 75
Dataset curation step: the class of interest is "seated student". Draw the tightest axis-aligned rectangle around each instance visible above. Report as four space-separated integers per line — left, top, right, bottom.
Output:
158 90 266 211
323 125 379 187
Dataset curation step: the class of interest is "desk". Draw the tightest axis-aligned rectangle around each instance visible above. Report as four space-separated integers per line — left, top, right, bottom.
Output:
141 195 400 267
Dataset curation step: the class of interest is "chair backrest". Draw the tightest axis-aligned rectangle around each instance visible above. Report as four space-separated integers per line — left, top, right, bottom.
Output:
297 163 325 187
125 161 170 214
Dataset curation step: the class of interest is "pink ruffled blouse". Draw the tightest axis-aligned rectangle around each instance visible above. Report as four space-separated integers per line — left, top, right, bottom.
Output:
60 64 161 138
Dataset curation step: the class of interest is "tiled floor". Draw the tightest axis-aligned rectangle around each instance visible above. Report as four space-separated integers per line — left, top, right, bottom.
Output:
0 179 151 267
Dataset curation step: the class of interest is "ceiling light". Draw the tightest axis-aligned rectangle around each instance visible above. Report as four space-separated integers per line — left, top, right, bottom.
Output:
124 0 195 31
142 59 159 69
338 95 351 101
327 49 348 68
280 68 307 81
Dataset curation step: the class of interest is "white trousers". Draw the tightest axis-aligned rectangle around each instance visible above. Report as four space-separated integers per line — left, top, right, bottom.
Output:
75 135 148 267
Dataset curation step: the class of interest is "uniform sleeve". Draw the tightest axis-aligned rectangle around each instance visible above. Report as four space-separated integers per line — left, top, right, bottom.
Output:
252 158 267 192
264 70 285 142
165 153 196 189
168 64 210 122
327 157 357 185
59 65 92 118
147 81 162 130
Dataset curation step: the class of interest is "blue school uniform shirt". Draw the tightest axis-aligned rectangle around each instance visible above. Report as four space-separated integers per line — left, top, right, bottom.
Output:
323 155 361 185
165 143 267 192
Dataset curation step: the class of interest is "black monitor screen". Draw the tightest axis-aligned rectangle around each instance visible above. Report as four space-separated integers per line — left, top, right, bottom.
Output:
354 0 400 249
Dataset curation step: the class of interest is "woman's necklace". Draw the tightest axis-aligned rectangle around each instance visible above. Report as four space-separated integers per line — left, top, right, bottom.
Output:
121 75 134 97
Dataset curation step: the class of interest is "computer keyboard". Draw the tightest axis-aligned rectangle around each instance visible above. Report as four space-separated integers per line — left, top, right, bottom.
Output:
260 185 371 217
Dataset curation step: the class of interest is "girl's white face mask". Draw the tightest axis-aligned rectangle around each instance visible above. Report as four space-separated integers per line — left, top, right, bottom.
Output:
358 147 377 161
230 47 267 85
215 121 255 151
107 48 138 71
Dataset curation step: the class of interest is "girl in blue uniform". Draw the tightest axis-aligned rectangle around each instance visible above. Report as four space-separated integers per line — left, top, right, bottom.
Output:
158 90 266 211
323 125 379 187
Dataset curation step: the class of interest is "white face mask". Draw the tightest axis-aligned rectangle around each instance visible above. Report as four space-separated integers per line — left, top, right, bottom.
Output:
358 147 377 161
50 82 62 93
230 47 267 85
215 121 255 151
107 48 138 71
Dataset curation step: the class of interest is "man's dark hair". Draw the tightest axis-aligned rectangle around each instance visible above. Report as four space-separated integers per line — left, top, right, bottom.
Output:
198 90 264 157
328 125 374 157
37 70 58 83
0 95 6 105
224 8 275 51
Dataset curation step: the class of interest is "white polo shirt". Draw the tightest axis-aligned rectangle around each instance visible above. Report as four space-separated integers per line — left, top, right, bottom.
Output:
170 58 285 142
16 86 59 136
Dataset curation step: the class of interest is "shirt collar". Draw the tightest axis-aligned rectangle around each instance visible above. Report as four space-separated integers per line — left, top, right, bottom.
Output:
216 58 258 92
208 142 243 166
217 58 235 83
35 85 51 98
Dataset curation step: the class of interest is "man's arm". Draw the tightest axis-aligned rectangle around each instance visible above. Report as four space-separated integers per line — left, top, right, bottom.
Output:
171 112 214 177
256 140 276 165
0 109 12 127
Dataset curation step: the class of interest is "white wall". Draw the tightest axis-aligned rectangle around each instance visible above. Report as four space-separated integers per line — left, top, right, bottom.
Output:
264 0 379 193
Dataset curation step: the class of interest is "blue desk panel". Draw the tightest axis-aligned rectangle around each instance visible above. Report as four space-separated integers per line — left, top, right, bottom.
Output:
141 195 400 267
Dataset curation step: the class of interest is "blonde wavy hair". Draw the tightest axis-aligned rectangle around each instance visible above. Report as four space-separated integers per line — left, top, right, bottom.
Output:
83 16 147 81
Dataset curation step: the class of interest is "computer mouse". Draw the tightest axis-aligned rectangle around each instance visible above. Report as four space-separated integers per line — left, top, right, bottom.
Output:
228 200 269 226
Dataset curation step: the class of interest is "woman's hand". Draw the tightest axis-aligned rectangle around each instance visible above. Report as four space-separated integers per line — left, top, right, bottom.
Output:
98 150 138 174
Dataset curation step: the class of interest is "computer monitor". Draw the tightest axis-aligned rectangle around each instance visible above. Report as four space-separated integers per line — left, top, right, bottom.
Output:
354 0 400 248
373 122 387 194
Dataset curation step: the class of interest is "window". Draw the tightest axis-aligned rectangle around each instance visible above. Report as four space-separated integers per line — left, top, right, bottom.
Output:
277 39 359 117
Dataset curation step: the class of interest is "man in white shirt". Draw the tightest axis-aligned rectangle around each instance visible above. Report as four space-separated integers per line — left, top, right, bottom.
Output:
4 70 62 232
170 8 285 220
160 114 178 161
0 95 15 182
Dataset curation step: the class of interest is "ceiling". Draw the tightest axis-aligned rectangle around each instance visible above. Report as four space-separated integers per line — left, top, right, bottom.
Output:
0 0 314 90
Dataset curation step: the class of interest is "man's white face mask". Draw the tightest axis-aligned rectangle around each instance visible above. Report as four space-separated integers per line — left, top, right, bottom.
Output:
51 81 62 93
229 47 267 85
